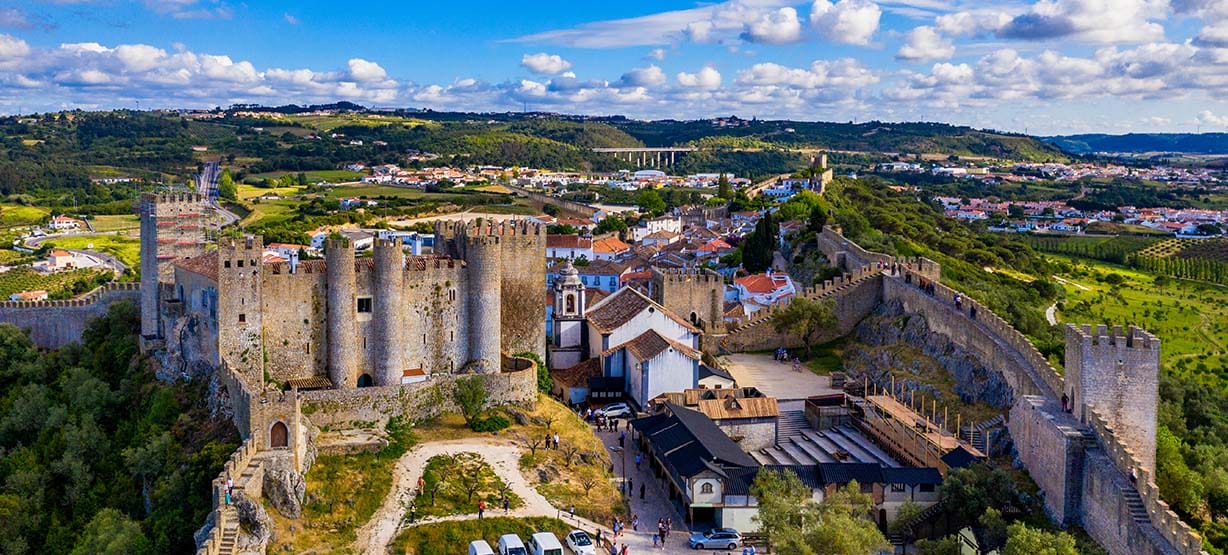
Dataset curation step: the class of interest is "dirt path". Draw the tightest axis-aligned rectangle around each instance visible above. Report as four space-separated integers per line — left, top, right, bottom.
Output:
1052 275 1092 291
355 438 644 554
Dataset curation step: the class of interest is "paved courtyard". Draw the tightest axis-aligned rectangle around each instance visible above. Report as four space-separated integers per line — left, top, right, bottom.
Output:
720 353 841 402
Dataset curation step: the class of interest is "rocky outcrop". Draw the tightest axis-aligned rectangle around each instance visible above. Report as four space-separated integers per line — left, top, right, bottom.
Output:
846 300 1014 409
234 493 273 554
262 453 307 518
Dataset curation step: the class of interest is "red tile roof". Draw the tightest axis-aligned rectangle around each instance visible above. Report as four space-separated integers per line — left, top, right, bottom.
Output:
586 287 699 334
592 236 631 254
734 273 788 294
173 250 219 282
604 329 701 361
547 234 592 249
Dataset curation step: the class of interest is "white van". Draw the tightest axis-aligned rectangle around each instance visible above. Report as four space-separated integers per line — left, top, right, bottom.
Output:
468 539 495 555
497 534 528 555
526 532 564 555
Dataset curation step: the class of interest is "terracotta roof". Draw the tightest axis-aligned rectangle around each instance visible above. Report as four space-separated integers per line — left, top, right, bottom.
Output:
606 329 701 361
592 236 631 254
547 234 592 249
552 358 602 389
586 287 699 334
643 230 678 240
697 396 779 420
173 250 219 282
403 368 426 377
697 239 733 252
285 376 332 390
735 272 789 294
49 249 72 257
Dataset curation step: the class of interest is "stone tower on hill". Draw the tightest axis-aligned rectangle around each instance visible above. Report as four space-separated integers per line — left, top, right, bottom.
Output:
1065 324 1161 474
139 192 208 345
435 219 548 360
217 235 265 385
649 267 726 334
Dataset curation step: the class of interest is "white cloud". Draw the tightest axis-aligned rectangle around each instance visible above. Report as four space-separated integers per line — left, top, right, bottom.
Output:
741 7 803 44
646 48 667 61
619 64 667 87
996 0 1167 43
520 52 572 75
810 0 882 45
1198 110 1228 127
0 33 30 60
1195 21 1228 48
284 13 300 25
0 8 31 30
736 58 879 88
677 65 723 89
934 11 1013 37
115 44 167 72
897 26 956 61
347 58 388 82
683 21 715 43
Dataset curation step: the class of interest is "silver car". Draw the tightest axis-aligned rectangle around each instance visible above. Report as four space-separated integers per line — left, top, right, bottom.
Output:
688 528 742 550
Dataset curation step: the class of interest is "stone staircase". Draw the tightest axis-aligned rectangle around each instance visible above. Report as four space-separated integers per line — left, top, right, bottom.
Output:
777 410 809 441
216 507 240 554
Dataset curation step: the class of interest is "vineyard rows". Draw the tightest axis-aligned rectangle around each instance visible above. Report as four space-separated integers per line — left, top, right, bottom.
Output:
1026 235 1228 285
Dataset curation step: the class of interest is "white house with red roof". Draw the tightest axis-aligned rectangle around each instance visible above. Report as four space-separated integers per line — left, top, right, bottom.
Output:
48 215 80 230
733 272 796 314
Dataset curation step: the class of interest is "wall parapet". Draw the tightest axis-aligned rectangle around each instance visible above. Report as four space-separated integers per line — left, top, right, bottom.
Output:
0 281 139 309
1086 407 1205 555
195 438 258 555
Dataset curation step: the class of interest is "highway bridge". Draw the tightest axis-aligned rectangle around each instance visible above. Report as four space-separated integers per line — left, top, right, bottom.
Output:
591 147 697 168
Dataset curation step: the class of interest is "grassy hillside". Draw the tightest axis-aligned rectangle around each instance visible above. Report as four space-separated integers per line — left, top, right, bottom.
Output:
1048 133 1228 155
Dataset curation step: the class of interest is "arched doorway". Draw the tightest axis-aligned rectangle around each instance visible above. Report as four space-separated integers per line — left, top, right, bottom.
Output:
357 373 374 387
270 421 288 448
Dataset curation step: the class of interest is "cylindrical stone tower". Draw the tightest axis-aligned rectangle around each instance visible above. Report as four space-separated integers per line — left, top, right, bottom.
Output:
466 233 503 374
373 239 405 386
326 237 358 388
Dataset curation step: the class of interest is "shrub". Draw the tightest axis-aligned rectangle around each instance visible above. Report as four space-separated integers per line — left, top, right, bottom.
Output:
470 415 511 433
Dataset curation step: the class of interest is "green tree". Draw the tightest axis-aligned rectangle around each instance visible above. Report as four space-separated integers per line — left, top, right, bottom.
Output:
808 205 828 234
772 297 837 356
1001 522 1078 555
453 375 489 426
594 215 628 235
940 464 1016 523
717 173 732 199
750 470 887 555
916 536 963 555
218 170 238 201
636 189 666 216
71 508 151 555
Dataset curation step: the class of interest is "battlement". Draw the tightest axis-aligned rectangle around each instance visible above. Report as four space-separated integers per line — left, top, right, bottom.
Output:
1086 407 1204 555
219 235 262 252
1068 324 1161 350
0 281 139 309
140 191 205 205
324 236 352 250
438 219 547 238
651 267 723 284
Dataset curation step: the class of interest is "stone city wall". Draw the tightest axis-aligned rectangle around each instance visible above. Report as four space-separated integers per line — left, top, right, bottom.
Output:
1086 408 1204 555
298 361 538 429
506 184 599 219
0 282 141 349
1009 396 1087 523
195 438 259 555
722 273 883 353
815 227 941 282
884 271 1063 400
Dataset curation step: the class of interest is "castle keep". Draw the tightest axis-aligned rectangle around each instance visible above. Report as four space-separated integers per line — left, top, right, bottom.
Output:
167 220 546 390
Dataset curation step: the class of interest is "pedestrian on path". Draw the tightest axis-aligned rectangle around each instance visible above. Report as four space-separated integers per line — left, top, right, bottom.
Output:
409 503 416 523
478 500 485 519
632 515 638 532
635 453 642 469
640 483 645 499
652 534 659 549
620 544 628 555
553 433 560 450
619 430 626 448
570 505 575 519
503 496 509 513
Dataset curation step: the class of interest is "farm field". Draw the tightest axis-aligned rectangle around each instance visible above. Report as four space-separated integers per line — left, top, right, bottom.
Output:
43 234 141 270
1050 254 1228 384
237 183 304 200
280 113 439 132
469 203 540 216
247 169 365 183
240 199 300 227
0 203 49 228
1138 238 1228 261
88 214 140 232
0 267 111 299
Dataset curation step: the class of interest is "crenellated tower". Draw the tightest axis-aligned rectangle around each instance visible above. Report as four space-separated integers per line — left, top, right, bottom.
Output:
217 235 264 384
650 267 726 333
373 239 405 385
436 219 547 361
464 232 503 373
139 192 208 346
325 236 358 388
1065 324 1161 474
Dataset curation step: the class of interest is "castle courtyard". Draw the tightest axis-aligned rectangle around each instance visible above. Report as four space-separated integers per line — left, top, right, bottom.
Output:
720 352 842 402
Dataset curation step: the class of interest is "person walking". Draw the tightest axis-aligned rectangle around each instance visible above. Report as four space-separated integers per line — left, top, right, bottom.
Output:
628 477 633 494
635 453 642 470
553 433 560 450
652 534 659 549
477 500 485 519
503 496 510 513
409 503 416 523
632 515 639 532
619 430 626 448
620 544 628 555
640 482 645 499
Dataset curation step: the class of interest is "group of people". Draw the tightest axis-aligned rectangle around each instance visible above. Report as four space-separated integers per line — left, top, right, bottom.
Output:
584 408 628 432
774 347 802 371
650 517 673 549
543 432 561 450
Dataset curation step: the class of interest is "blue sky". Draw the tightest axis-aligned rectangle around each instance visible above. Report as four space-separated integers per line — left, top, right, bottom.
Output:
1 0 1228 134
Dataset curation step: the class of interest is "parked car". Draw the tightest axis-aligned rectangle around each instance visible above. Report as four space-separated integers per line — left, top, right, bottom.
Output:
469 540 496 555
527 532 564 555
565 530 595 555
498 534 528 555
688 528 742 549
595 402 633 419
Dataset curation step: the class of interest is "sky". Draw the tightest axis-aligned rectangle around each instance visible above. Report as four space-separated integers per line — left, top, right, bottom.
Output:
1 0 1228 134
